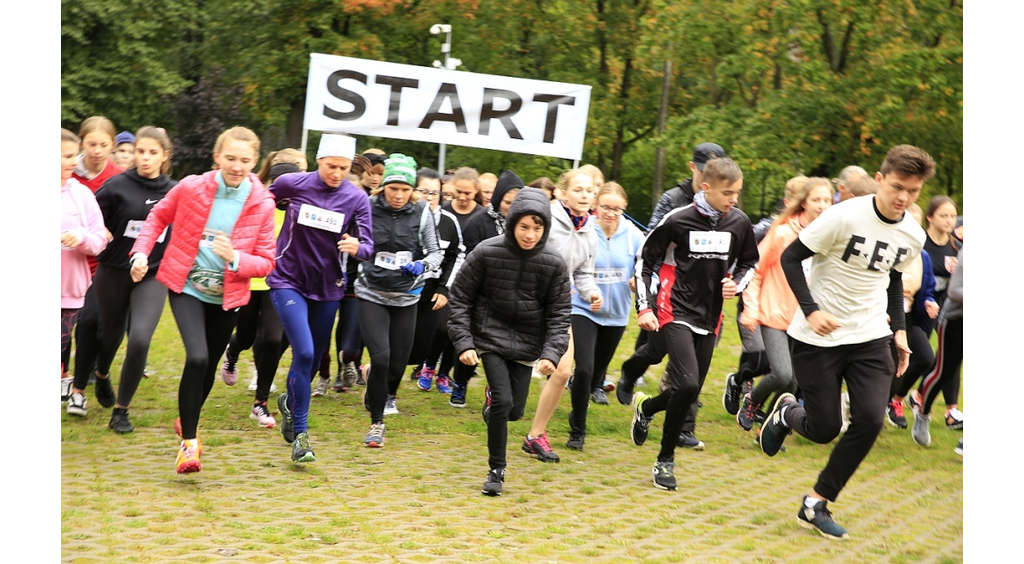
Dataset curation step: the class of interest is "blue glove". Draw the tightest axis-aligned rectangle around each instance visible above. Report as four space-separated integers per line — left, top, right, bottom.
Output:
400 261 425 277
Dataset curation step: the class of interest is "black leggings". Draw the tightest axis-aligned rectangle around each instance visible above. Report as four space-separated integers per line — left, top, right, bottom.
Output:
482 353 533 469
226 290 286 403
621 326 699 434
569 315 626 435
920 318 963 415
72 286 101 390
94 264 168 407
358 300 417 422
890 323 936 399
168 292 240 440
335 295 363 365
62 309 79 375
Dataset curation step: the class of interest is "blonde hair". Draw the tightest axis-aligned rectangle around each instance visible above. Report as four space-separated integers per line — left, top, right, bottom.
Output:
452 167 479 186
597 181 628 206
557 168 594 192
773 177 833 231
78 116 116 144
62 128 80 146
579 164 605 187
783 175 809 202
256 148 306 184
213 126 260 158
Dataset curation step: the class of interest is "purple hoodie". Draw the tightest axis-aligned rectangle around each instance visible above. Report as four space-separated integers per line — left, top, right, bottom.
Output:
267 171 373 301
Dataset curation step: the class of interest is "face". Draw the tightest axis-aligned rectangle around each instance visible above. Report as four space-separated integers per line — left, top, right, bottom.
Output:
114 143 135 169
213 138 259 187
875 172 924 221
317 156 353 189
802 185 833 223
498 189 519 217
441 180 455 203
416 178 442 210
453 179 478 210
362 165 383 190
702 178 743 213
478 178 496 207
62 141 79 183
928 202 957 235
134 137 169 179
597 193 627 229
514 215 545 251
384 182 414 209
82 132 114 171
562 174 594 215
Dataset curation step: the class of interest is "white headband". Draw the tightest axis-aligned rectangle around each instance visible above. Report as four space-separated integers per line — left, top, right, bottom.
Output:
317 134 356 160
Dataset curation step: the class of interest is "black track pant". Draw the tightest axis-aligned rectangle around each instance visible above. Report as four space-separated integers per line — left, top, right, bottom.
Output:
94 264 167 407
621 325 699 433
569 315 625 435
358 300 417 423
783 335 893 502
482 353 533 470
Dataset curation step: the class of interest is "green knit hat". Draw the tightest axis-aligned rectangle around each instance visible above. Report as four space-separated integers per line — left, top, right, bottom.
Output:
381 153 418 187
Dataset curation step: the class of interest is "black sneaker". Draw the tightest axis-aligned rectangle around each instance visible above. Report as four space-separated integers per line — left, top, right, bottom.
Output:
591 389 609 405
677 431 705 450
94 375 116 408
760 393 796 457
566 431 585 451
277 393 296 444
797 497 850 540
449 382 467 408
482 467 505 496
737 393 761 432
522 434 560 463
630 392 654 446
108 408 134 434
482 386 492 424
886 399 908 429
722 373 741 416
652 460 677 491
616 366 635 406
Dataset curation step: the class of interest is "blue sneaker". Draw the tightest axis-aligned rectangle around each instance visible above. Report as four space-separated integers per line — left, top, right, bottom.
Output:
435 374 453 394
760 393 796 457
417 366 435 391
797 497 850 541
450 382 467 408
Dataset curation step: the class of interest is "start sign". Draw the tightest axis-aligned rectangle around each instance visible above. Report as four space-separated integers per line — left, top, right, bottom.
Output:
304 54 592 160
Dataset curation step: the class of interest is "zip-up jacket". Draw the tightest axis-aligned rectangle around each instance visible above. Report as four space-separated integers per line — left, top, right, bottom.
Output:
130 170 276 310
548 201 600 302
61 178 108 308
95 168 176 270
740 213 806 331
422 207 463 298
448 188 571 365
571 217 644 326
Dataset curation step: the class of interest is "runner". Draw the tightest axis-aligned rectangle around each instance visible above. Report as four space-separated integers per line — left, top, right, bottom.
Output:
113 131 136 170
757 145 934 539
129 126 277 474
447 187 571 496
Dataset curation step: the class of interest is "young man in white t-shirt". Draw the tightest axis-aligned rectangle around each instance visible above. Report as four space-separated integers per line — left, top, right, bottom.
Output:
758 145 934 540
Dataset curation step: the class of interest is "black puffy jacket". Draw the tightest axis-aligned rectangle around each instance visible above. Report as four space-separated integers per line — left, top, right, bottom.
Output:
448 188 571 364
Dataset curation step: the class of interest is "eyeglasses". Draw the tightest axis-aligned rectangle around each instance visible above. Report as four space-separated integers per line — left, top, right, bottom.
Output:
599 204 626 215
416 189 440 197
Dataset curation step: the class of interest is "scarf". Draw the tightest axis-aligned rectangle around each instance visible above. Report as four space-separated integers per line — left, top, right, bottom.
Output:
562 203 588 231
693 190 723 228
486 205 506 235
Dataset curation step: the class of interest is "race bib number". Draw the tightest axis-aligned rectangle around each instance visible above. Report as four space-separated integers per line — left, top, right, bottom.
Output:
439 239 451 250
123 220 167 242
689 231 731 253
374 251 413 270
595 268 628 284
198 229 218 248
297 204 343 233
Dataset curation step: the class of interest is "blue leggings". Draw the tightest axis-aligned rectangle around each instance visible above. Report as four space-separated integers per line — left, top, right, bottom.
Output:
271 288 340 434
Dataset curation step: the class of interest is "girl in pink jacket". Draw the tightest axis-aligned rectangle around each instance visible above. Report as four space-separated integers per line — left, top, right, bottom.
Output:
62 128 109 410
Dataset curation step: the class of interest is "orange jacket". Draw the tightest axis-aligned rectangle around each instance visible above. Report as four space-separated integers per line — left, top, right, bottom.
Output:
740 214 808 331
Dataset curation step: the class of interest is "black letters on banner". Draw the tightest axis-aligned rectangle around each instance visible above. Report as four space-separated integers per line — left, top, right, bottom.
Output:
479 88 524 139
533 94 575 144
374 75 420 127
324 70 368 121
418 83 469 133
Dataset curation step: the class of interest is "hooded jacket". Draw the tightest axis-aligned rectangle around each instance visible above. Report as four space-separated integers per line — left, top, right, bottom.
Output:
95 168 177 270
448 188 571 364
548 200 600 302
61 178 108 308
462 169 523 254
571 216 645 326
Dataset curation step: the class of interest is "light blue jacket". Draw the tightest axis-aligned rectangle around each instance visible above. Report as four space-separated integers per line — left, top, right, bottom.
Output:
571 216 645 326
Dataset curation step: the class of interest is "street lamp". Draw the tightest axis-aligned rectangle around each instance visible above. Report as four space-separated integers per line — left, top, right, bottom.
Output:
430 23 461 171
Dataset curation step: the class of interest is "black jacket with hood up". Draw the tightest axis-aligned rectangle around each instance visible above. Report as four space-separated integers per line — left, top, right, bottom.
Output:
448 187 571 364
461 169 524 254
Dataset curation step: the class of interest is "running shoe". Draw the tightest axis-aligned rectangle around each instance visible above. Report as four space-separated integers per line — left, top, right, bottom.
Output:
94 375 116 408
312 376 330 397
945 408 964 430
109 409 134 434
566 431 585 452
482 467 505 496
248 374 258 392
652 460 677 491
954 438 963 456
384 395 399 415
797 497 850 541
908 389 923 413
482 386 492 424
616 366 635 406
277 393 296 443
722 373 741 416
332 373 346 393
886 399 908 429
677 431 705 450
173 418 203 455
630 392 653 446
291 432 316 463
341 362 358 390
737 393 761 432
250 402 276 428
67 392 88 416
417 366 435 391
175 439 202 474
591 389 610 405
522 434 560 463
635 376 647 388
601 380 616 393
61 377 73 403
435 374 453 394
760 392 796 457
912 410 931 447
356 364 368 386
364 422 385 447
221 346 238 386
449 382 467 407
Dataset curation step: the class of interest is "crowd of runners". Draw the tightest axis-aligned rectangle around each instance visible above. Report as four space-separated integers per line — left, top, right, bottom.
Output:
61 117 963 540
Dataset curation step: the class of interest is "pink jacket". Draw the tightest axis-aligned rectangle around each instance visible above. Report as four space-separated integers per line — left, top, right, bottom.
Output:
130 170 276 310
740 213 807 331
61 178 108 308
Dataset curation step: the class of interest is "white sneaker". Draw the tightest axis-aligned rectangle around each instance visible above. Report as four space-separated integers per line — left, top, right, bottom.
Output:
312 376 330 397
912 410 931 447
247 374 277 393
61 377 73 402
67 392 88 416
383 395 399 415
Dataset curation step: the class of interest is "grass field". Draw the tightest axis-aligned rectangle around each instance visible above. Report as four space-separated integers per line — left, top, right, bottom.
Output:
61 300 962 563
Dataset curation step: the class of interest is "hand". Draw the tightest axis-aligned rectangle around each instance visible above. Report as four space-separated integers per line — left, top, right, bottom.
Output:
740 315 758 334
338 233 359 254
431 293 448 310
459 349 479 366
638 311 659 332
61 231 80 248
628 277 636 293
925 300 939 319
894 330 911 377
722 277 738 299
400 261 425 277
807 310 842 336
589 291 604 312
105 229 114 242
536 359 556 376
213 232 234 262
130 256 148 283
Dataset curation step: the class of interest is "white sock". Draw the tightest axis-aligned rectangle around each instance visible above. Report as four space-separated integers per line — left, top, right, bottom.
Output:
779 405 791 428
804 497 823 508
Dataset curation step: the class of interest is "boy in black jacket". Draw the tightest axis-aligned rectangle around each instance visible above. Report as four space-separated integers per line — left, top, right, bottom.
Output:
448 187 572 496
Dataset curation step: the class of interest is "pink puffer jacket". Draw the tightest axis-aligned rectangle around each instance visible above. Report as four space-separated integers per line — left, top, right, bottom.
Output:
130 170 276 310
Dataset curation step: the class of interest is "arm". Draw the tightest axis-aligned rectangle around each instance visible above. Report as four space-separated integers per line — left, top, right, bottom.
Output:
233 199 277 280
74 188 109 256
647 191 676 231
435 216 461 297
351 195 375 262
781 238 818 318
131 182 181 258
418 206 444 273
739 266 763 330
886 269 906 332
572 233 601 306
730 222 761 294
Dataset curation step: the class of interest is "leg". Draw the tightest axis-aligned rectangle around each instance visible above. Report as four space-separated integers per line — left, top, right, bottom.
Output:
272 289 317 435
386 305 418 396
253 292 285 404
481 353 514 470
115 275 167 407
750 327 798 406
72 287 101 393
920 319 963 417
569 315 599 436
168 293 213 440
783 339 847 445
655 324 714 463
358 299 393 423
528 327 575 438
